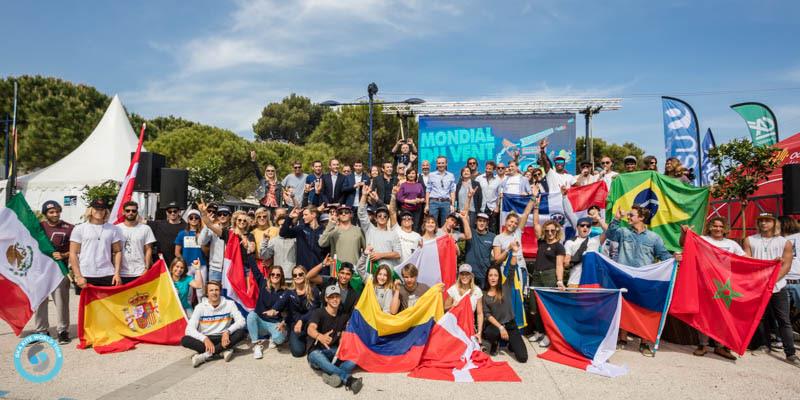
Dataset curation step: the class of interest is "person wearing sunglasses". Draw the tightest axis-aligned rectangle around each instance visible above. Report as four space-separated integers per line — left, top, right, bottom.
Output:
357 187 402 268
198 202 243 282
538 138 576 193
246 265 288 359
389 192 422 262
281 160 308 208
148 202 186 267
117 201 157 284
574 161 599 187
598 156 619 186
270 265 320 358
175 210 208 299
250 150 284 215
318 203 365 269
607 205 672 356
642 155 658 171
564 217 601 288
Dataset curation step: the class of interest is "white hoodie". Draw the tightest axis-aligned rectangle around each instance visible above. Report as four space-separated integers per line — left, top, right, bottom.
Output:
185 297 246 342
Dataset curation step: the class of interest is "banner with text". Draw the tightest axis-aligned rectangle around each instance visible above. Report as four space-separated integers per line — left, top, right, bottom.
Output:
418 114 576 175
730 102 779 147
662 96 702 186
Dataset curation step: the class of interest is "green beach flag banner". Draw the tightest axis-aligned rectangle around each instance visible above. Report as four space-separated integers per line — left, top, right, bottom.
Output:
606 171 709 252
1 193 68 335
730 102 779 147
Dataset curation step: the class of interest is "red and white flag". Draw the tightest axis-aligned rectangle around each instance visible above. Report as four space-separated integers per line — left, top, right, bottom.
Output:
393 235 457 295
409 296 521 382
110 123 145 224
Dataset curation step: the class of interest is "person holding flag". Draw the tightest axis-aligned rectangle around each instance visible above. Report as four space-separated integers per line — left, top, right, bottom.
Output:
33 200 73 344
743 213 798 366
69 198 123 288
605 205 672 356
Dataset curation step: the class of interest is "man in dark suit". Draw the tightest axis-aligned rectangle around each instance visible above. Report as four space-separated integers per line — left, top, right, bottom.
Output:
319 158 349 205
373 161 397 206
342 160 371 218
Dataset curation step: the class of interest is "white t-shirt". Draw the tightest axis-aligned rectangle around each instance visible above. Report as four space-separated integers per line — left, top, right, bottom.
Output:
499 174 530 195
493 231 525 270
602 170 619 187
546 169 576 193
701 235 745 256
748 234 788 293
119 223 157 277
784 233 800 280
447 285 483 312
70 222 123 278
564 237 601 286
394 225 421 261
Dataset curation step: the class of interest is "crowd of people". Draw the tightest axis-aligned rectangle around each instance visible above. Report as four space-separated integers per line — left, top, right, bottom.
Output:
30 138 800 394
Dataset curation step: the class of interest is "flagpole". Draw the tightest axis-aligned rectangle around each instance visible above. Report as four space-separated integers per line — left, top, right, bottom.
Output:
653 260 679 356
530 287 628 294
6 81 18 203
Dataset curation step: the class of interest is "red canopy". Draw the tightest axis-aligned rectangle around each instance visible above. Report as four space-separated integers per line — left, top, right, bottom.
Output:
708 132 800 236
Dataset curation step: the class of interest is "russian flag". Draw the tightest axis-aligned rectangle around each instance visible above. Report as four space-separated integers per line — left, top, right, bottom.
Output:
338 280 444 372
533 288 627 377
579 252 675 343
409 296 521 382
393 235 457 295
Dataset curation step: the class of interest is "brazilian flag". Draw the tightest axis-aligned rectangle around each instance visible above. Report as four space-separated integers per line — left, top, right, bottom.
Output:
335 257 400 293
606 171 708 252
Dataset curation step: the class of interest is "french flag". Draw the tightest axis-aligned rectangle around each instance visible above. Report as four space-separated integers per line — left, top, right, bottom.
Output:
579 252 675 343
110 123 145 224
394 235 457 295
409 296 521 382
221 231 258 313
533 288 628 377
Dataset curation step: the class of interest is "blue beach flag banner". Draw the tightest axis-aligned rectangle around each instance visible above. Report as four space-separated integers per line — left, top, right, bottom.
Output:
700 128 717 186
662 96 702 186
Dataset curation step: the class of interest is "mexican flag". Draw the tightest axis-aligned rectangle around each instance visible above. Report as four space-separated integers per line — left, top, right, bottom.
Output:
669 231 779 355
0 193 67 335
606 171 709 251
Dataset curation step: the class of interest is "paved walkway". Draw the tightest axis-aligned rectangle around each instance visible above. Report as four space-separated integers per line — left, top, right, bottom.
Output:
1 294 798 399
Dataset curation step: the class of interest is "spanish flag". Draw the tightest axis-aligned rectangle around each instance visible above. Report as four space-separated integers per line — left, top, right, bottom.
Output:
77 260 187 353
338 280 444 372
606 171 708 251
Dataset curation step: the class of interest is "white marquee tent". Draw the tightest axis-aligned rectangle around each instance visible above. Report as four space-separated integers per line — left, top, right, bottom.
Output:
1 95 153 223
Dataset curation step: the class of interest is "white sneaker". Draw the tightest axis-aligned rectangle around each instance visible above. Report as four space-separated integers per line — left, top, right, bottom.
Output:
539 335 551 348
528 332 543 343
192 352 211 368
253 344 264 359
266 339 277 350
222 349 234 362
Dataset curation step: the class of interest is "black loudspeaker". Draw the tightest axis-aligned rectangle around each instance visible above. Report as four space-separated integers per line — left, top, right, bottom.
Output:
133 152 166 192
159 168 189 209
783 164 800 215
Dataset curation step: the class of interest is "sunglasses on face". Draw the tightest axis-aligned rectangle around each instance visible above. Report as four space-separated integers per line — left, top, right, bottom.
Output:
257 215 268 219
293 165 302 169
497 167 506 170
601 161 612 165
166 209 179 214
292 272 305 278
123 209 138 214
236 219 248 223
269 273 282 278
401 216 413 220
377 214 388 219
578 224 591 228
544 229 557 233
468 161 477 165
338 210 351 214
265 169 275 173
188 215 200 221
217 212 230 217
555 160 566 165
649 161 657 165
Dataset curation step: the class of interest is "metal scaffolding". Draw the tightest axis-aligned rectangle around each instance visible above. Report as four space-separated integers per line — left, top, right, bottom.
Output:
380 98 623 166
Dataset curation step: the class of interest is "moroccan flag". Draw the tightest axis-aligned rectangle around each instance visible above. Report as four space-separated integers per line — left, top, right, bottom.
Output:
0 193 67 335
393 235 457 295
606 171 708 251
110 123 145 224
409 295 521 382
669 231 780 355
339 280 444 372
221 231 258 312
77 260 187 353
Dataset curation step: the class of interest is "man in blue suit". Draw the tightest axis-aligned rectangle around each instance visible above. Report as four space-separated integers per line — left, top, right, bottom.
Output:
342 161 370 224
319 159 349 205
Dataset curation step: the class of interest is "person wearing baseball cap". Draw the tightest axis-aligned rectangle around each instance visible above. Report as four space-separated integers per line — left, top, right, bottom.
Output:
539 138 576 193
564 217 602 288
357 189 401 269
34 200 74 344
147 200 186 267
444 264 484 331
197 200 232 282
575 161 598 187
744 212 799 366
623 155 638 173
318 200 364 268
464 212 495 288
70 198 123 290
307 284 363 393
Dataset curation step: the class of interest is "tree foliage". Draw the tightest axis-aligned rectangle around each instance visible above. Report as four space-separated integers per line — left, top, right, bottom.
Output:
252 94 327 144
81 180 119 205
0 76 110 172
307 103 418 166
576 137 645 171
707 138 779 201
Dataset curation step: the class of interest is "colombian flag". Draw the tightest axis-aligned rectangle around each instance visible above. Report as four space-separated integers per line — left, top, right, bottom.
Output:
338 280 444 372
77 260 187 353
606 171 708 251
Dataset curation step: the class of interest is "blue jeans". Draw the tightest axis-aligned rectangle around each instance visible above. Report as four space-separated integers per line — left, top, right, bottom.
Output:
429 200 450 227
307 347 356 382
289 329 307 357
246 312 287 344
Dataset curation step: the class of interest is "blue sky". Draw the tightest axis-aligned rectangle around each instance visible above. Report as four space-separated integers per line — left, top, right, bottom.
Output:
3 0 800 159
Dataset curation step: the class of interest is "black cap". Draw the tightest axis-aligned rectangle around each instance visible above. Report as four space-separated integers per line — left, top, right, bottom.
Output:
336 204 351 211
90 198 110 209
42 200 62 214
398 210 413 219
375 205 389 214
164 201 180 210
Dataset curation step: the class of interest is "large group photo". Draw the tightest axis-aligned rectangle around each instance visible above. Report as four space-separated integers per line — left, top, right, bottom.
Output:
1 1 800 399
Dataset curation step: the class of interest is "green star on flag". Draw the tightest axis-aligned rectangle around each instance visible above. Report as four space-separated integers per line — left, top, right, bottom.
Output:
712 278 743 309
